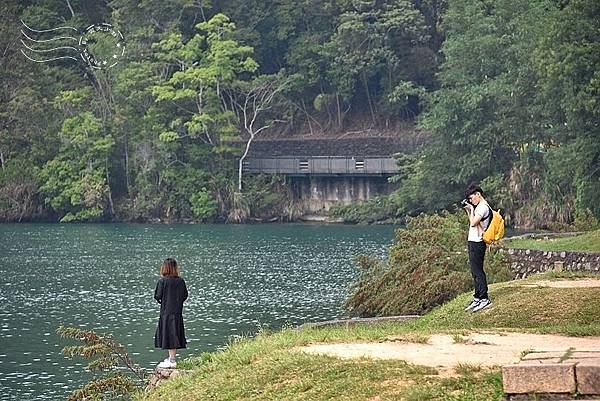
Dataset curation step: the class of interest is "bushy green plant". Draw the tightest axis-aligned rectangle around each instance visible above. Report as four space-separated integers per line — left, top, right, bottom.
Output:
189 188 218 220
0 159 42 221
57 326 147 401
345 212 512 317
227 190 251 223
329 195 399 224
228 174 293 222
574 208 599 232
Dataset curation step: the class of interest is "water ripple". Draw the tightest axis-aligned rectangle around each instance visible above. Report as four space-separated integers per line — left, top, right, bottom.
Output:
0 223 394 400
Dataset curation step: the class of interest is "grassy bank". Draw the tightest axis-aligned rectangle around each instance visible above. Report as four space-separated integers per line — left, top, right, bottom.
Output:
138 273 600 401
505 229 600 252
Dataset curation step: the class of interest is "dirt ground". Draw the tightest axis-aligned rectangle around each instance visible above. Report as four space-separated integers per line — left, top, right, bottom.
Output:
519 279 600 288
299 279 600 370
299 332 600 368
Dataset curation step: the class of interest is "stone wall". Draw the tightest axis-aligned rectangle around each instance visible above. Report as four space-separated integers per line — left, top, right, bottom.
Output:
500 248 600 278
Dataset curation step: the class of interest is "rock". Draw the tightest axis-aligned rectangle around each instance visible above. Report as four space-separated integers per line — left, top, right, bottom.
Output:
502 363 576 394
553 261 564 272
155 367 173 378
576 359 600 395
147 367 192 391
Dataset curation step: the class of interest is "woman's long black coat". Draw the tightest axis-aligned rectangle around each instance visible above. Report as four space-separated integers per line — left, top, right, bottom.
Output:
154 276 188 349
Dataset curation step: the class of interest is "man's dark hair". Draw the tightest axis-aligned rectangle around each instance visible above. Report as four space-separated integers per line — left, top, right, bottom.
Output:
465 183 484 198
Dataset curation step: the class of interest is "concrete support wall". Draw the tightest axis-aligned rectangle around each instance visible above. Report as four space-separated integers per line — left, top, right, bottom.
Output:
290 176 396 213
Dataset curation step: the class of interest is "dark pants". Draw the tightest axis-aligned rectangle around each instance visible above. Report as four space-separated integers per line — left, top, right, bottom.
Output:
468 241 488 299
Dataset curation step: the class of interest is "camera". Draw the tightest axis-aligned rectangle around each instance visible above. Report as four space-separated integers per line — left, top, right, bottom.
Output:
460 199 470 208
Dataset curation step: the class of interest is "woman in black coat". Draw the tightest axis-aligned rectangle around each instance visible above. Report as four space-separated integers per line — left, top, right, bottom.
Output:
154 258 188 368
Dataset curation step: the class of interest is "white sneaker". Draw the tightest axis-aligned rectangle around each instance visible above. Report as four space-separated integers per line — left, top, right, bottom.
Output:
157 358 176 369
464 298 481 311
471 298 492 312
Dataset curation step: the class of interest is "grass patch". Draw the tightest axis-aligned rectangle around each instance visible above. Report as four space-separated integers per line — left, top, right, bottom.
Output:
139 273 600 401
452 334 468 344
141 346 504 401
519 349 534 359
401 371 503 401
542 270 600 279
144 352 441 401
505 230 600 252
409 276 600 335
454 363 482 376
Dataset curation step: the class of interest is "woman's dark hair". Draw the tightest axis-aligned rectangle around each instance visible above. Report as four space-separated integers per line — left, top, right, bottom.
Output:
465 183 485 198
160 258 179 277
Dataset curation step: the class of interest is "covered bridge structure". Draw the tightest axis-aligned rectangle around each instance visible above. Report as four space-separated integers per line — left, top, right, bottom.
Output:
241 136 423 213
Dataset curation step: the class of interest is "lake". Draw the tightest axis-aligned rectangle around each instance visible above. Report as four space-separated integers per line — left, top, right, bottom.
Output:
0 223 396 400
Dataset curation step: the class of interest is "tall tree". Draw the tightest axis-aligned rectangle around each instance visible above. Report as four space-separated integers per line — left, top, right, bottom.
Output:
40 89 115 222
533 0 600 222
151 13 258 145
412 0 554 218
323 0 433 126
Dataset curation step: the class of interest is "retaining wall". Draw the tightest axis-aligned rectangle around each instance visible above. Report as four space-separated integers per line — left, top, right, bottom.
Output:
500 248 600 278
290 175 397 213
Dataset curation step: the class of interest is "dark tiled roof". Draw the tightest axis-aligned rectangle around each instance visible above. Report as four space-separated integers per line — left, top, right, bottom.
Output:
240 136 425 157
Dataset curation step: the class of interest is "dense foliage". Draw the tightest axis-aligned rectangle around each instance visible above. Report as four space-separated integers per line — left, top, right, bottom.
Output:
0 0 597 226
0 0 443 223
398 0 600 228
345 212 513 316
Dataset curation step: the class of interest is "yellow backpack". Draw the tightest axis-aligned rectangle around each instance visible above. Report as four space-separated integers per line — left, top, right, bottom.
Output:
482 207 505 245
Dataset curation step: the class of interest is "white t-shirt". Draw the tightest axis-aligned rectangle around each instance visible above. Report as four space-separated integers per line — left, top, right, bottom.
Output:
468 201 491 242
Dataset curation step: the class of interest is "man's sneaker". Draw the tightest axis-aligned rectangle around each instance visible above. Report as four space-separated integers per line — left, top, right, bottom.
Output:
464 298 481 311
471 298 492 312
157 358 176 369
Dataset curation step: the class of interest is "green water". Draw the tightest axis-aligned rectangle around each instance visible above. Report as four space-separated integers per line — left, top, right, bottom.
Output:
0 223 395 400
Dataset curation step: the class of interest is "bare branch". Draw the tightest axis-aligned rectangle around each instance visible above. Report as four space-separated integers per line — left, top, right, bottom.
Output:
65 0 75 18
233 76 292 191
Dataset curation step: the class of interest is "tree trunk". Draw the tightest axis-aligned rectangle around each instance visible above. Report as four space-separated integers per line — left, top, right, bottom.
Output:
238 135 255 192
65 0 75 18
0 151 4 170
302 99 314 135
124 134 131 197
105 164 115 217
336 92 342 128
363 73 376 125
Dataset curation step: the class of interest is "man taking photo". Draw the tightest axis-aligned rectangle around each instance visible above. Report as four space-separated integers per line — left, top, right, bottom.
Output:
462 184 492 312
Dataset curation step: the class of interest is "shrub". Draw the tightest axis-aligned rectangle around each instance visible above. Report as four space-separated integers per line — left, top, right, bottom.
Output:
57 326 147 400
574 208 599 232
228 174 295 222
329 195 399 224
189 188 219 220
345 212 512 317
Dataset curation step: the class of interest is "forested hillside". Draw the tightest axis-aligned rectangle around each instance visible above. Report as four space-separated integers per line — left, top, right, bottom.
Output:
0 0 598 227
